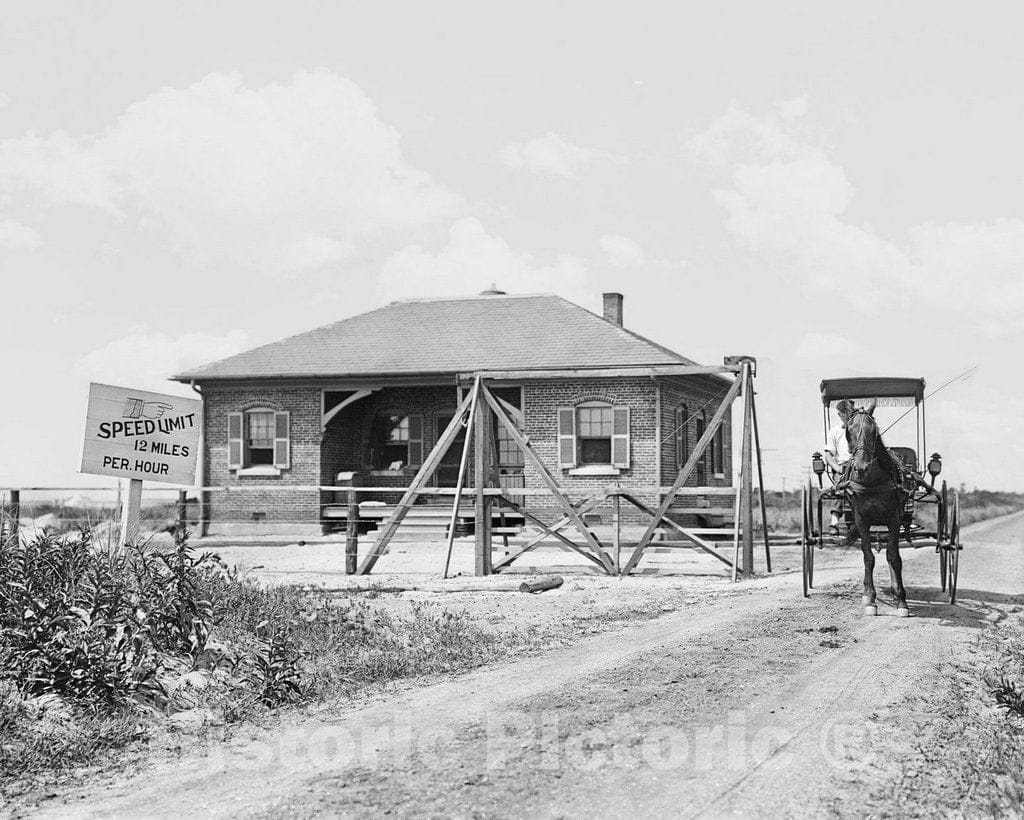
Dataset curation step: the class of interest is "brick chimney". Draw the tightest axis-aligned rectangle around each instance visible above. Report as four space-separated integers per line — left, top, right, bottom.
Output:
603 292 623 327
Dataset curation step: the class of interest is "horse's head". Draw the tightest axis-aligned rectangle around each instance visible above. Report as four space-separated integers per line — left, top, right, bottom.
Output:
845 407 881 474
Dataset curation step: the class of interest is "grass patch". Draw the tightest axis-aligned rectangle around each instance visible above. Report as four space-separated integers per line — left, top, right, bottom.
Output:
847 614 1024 817
0 530 528 800
755 488 1024 533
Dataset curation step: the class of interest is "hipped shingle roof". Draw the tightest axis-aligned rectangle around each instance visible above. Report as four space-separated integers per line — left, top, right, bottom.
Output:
173 293 699 381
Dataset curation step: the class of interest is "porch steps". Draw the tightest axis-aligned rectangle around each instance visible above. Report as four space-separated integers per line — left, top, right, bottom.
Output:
363 503 525 544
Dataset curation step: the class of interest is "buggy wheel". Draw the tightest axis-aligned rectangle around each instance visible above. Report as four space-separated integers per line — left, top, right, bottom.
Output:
937 480 949 591
806 481 816 588
801 484 810 598
948 492 961 604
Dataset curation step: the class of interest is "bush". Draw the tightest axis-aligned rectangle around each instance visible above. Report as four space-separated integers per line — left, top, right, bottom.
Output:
0 530 222 707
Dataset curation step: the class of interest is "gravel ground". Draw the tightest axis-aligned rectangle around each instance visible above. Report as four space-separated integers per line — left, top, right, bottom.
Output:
25 513 1024 819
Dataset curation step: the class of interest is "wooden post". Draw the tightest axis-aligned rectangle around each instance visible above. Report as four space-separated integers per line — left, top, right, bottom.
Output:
345 486 359 575
480 386 614 573
5 489 19 548
444 378 479 579
740 363 755 577
119 479 143 549
751 391 772 573
176 490 188 541
613 490 621 575
474 388 492 576
731 478 742 583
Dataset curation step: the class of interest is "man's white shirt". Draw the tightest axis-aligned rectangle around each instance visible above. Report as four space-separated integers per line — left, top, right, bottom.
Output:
826 423 851 464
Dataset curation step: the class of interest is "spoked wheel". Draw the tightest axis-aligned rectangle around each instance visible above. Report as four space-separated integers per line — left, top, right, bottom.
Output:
806 480 816 589
801 484 810 598
948 492 961 605
938 480 948 592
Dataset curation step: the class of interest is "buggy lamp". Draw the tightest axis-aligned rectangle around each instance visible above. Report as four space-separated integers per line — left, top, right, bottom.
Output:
811 451 825 487
927 452 942 484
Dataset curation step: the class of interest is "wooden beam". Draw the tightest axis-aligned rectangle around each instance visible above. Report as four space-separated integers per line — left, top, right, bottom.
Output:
443 378 479 579
499 494 607 556
751 387 772 573
621 375 743 574
491 497 607 572
619 493 734 568
322 387 379 430
457 364 742 381
731 470 742 583
474 386 493 576
740 362 755 577
480 384 614 574
665 507 737 516
357 390 474 575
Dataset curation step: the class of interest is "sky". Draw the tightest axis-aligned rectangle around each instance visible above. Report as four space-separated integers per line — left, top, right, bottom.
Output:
1 0 1022 494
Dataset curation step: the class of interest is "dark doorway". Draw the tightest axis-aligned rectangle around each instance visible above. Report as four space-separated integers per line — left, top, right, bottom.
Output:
434 412 467 488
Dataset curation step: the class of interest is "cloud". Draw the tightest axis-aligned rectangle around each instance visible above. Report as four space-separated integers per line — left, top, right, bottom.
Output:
498 132 615 179
794 332 860 360
377 217 590 303
685 100 1024 334
0 70 462 275
0 218 40 250
77 328 250 394
599 233 646 268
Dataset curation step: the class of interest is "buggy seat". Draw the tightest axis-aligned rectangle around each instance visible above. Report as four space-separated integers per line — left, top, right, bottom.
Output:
888 446 918 475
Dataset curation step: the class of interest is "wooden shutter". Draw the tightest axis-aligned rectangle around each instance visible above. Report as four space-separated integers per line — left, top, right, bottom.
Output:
273 411 290 469
407 414 423 467
611 407 630 468
557 408 576 468
228 412 243 469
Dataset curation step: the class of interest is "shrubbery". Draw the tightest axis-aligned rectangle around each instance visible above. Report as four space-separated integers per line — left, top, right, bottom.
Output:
1 529 507 796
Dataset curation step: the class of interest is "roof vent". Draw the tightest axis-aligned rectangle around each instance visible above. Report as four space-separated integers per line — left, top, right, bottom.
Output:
479 283 507 296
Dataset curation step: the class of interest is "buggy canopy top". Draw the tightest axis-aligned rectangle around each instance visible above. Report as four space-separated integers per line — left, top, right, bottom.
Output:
820 377 926 406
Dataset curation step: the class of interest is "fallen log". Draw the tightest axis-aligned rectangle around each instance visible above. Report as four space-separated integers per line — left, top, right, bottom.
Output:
518 575 564 594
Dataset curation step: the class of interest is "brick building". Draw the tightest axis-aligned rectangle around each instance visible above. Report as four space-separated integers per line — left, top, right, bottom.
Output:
173 291 733 536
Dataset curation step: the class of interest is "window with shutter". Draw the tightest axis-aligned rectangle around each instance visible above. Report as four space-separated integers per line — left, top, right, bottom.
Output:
611 407 630 468
557 407 576 468
228 408 291 471
273 411 290 469
228 412 243 469
675 404 688 469
408 414 423 467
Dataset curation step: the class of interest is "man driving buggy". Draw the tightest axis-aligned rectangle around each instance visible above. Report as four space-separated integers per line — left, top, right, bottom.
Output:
823 399 855 534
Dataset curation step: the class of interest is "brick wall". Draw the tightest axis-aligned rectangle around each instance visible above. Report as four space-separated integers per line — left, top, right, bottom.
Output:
199 376 735 533
201 383 463 531
658 376 734 487
201 384 322 532
658 375 735 526
517 377 658 525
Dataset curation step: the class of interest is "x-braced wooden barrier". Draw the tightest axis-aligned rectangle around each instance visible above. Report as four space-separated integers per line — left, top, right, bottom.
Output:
621 357 771 577
357 365 770 579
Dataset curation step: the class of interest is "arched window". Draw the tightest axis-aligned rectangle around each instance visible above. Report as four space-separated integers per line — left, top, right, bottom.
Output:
675 403 689 469
696 410 707 484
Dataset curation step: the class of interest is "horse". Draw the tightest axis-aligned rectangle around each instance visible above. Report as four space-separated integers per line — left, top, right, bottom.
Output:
842 406 910 617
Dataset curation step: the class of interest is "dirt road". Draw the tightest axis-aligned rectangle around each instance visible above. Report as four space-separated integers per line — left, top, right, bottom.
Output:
33 513 1024 818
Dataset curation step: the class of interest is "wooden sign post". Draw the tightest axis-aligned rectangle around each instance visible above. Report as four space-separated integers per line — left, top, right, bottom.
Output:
80 382 202 548
120 478 143 549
